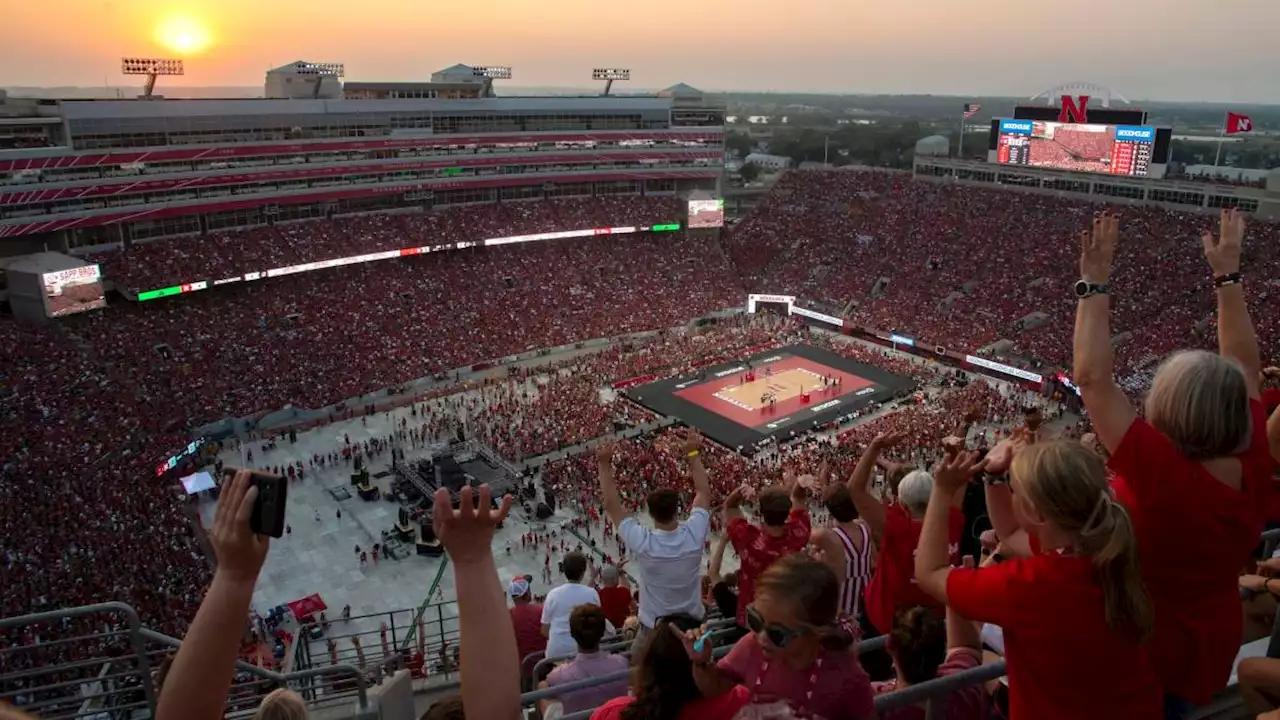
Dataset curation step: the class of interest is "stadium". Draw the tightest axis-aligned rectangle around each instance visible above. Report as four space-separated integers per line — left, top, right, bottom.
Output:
1 57 1279 720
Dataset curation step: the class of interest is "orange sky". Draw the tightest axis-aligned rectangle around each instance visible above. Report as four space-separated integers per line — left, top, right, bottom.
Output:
1 0 1278 101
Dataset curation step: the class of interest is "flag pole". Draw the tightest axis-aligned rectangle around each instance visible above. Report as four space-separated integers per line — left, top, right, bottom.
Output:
1213 111 1226 167
957 109 964 158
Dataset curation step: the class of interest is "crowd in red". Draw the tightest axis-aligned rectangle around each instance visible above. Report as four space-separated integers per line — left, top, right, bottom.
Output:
6 180 1278 720
92 196 684 292
1050 127 1114 160
722 170 1280 383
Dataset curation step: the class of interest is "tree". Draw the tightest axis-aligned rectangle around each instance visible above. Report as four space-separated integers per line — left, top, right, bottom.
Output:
739 162 762 182
725 130 754 158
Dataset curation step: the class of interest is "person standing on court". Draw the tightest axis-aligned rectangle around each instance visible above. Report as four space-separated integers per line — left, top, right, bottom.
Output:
597 430 712 654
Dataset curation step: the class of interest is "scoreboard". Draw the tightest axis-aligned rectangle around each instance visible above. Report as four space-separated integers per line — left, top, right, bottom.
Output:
995 119 1157 178
1108 126 1155 176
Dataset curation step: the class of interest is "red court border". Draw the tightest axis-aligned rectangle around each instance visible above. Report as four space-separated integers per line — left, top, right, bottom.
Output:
674 356 874 429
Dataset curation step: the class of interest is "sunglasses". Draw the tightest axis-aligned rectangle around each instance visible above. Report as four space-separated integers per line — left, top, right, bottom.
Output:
746 605 810 649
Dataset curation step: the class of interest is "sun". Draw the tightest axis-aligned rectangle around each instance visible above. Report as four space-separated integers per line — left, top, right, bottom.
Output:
154 16 213 55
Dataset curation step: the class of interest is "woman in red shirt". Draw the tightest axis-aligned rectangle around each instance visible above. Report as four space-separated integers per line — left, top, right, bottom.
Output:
915 442 1161 720
1073 210 1271 713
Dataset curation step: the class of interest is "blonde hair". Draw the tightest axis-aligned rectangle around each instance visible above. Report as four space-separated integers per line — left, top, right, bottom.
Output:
1011 440 1152 641
897 470 933 517
1146 350 1251 460
255 689 309 720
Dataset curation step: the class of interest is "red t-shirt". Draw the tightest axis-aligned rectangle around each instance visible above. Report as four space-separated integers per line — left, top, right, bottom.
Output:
590 685 750 720
718 631 875 720
510 602 546 666
863 504 964 635
597 585 632 630
728 508 811 625
947 552 1162 720
1108 399 1272 704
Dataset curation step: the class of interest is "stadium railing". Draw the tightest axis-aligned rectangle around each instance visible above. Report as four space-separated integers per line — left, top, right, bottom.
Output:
0 602 369 720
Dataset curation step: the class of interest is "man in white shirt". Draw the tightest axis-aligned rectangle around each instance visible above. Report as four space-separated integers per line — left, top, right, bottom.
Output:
540 552 600 659
596 430 712 654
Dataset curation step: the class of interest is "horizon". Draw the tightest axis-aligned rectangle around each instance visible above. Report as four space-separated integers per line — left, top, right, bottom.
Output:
1 0 1277 104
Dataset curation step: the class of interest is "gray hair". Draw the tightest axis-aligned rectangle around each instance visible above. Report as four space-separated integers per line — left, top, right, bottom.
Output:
255 689 309 720
1145 350 1251 460
897 470 934 517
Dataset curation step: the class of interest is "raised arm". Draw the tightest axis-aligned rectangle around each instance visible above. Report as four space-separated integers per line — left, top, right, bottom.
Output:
1072 213 1137 453
434 485 519 720
596 443 626 528
915 452 983 602
156 470 269 720
722 485 748 525
708 533 730 586
684 429 712 511
1205 209 1262 399
849 431 905 541
980 433 1031 557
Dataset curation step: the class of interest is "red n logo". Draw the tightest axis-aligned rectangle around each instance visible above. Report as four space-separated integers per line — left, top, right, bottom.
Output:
1059 95 1091 123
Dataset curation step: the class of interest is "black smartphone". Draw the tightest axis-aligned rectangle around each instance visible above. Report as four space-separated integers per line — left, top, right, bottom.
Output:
223 468 287 538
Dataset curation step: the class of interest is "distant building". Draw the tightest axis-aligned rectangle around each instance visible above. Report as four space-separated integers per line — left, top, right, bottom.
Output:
744 153 791 170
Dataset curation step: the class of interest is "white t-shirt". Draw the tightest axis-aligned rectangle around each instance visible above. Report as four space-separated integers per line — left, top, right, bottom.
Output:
540 583 601 659
620 506 710 627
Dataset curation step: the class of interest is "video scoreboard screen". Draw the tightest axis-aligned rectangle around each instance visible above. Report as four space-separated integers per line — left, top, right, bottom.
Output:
995 119 1155 177
687 199 725 228
42 265 105 318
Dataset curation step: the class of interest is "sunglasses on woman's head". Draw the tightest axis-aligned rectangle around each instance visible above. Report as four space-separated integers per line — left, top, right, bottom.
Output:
746 605 809 649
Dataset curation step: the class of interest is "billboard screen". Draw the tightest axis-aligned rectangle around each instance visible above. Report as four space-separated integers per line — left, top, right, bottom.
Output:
42 265 105 317
995 119 1155 177
688 199 725 228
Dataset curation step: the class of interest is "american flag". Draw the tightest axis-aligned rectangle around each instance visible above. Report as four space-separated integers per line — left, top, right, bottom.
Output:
963 103 982 119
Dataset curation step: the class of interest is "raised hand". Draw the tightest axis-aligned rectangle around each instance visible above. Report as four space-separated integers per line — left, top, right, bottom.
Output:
682 428 703 454
669 623 713 665
211 469 270 585
1079 213 1119 284
432 485 512 565
1203 208 1244 276
872 430 909 449
595 442 615 463
933 450 984 494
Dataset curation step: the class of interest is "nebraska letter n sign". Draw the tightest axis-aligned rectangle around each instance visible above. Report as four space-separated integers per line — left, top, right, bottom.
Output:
1059 95 1091 124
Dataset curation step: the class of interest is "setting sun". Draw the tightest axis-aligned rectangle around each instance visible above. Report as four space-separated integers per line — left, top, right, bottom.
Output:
154 16 213 55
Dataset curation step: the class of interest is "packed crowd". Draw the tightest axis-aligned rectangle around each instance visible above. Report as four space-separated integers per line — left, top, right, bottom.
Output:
6 184 1280 720
91 196 684 292
1050 127 1114 160
722 169 1280 382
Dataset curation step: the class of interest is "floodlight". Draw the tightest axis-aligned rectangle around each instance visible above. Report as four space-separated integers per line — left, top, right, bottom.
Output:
293 62 346 77
592 68 631 96
471 66 512 79
592 68 631 81
121 57 185 98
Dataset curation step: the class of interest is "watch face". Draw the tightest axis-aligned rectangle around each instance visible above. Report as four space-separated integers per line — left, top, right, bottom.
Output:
1074 280 1089 298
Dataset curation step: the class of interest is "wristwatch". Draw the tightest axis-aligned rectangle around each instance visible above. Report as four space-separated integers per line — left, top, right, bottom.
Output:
1074 280 1109 299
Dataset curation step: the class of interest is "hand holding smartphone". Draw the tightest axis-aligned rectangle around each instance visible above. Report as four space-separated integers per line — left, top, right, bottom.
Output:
221 468 287 538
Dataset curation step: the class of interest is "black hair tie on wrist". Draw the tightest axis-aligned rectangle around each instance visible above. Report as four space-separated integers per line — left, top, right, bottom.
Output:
1214 272 1243 288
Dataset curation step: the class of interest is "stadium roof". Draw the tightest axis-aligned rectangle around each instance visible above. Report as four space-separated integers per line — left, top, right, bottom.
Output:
3 251 92 275
659 83 702 98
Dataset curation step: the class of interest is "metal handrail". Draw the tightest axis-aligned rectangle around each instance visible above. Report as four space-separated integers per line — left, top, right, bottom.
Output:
139 627 371 709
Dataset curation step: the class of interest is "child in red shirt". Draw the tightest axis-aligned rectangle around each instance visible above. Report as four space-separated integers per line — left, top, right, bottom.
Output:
915 442 1161 720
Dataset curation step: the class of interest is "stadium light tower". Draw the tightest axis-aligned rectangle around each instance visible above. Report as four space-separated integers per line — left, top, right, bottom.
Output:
592 68 630 96
472 65 512 98
293 61 346 99
121 57 184 99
